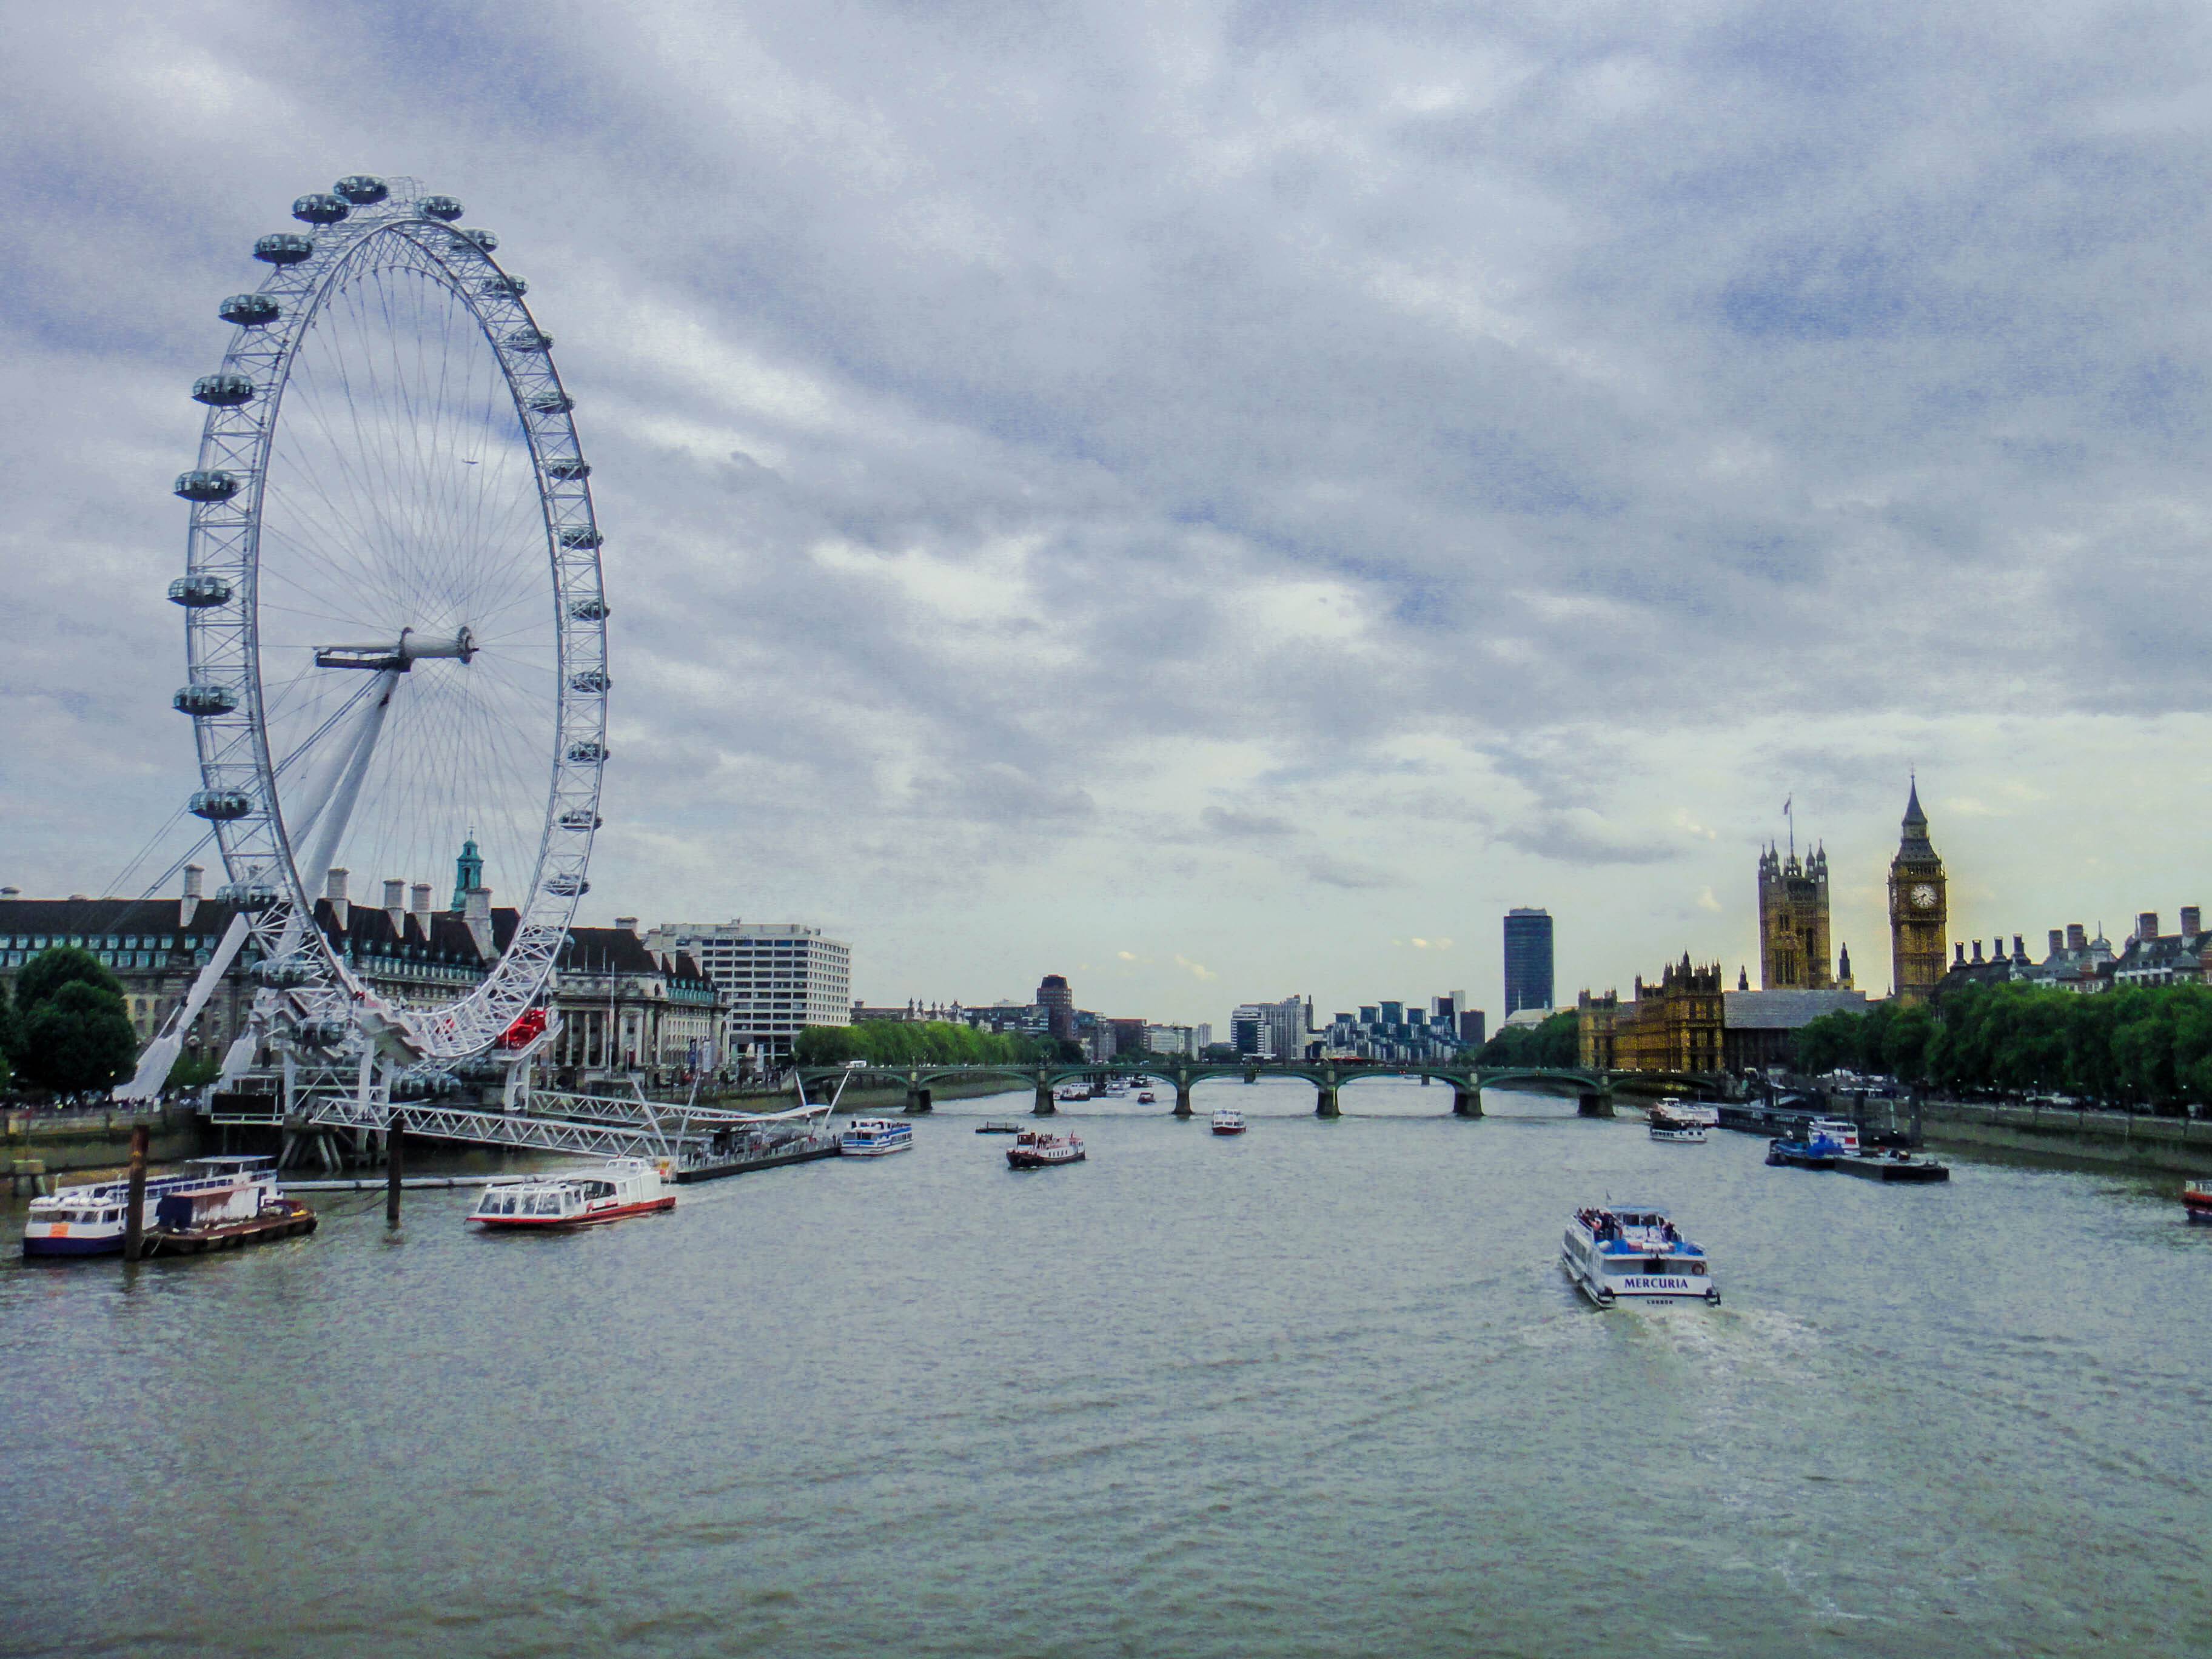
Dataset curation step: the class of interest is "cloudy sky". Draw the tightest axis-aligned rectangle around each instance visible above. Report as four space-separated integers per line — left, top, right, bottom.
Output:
7 0 2212 1025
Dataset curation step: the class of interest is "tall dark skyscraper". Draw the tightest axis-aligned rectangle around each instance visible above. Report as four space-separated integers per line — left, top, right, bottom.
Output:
1503 908 1554 1015
1036 973 1075 1038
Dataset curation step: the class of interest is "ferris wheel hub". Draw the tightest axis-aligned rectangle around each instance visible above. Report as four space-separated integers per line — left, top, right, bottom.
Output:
313 626 477 671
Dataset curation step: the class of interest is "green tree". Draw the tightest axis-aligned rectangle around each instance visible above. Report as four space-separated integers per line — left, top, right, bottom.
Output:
18 979 139 1092
1882 1002 1936 1084
796 1021 1047 1069
16 947 124 1012
1792 1011 1861 1074
1477 1011 1578 1068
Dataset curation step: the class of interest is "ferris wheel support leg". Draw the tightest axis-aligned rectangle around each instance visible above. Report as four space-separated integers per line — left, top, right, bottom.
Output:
112 910 256 1102
291 669 401 923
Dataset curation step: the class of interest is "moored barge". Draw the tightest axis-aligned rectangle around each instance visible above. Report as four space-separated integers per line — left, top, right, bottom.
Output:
1836 1150 1951 1182
22 1157 312 1258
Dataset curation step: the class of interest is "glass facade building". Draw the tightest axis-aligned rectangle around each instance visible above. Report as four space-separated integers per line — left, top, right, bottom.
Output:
1503 907 1554 1015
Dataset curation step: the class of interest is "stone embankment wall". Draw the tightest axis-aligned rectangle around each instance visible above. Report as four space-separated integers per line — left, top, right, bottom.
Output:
4 1104 207 1182
1912 1099 2212 1176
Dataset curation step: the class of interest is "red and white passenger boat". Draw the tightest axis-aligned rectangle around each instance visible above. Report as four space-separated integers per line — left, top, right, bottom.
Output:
2184 1182 2212 1224
1210 1107 1246 1136
1005 1128 1085 1169
470 1158 674 1230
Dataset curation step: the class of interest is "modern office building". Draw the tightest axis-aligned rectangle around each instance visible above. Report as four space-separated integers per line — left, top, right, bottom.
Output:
640 920 852 1067
1036 974 1076 1039
1503 908 1554 1015
1230 994 1310 1061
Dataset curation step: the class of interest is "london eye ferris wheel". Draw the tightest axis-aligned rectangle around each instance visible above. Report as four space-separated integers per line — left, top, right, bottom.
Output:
159 174 608 1077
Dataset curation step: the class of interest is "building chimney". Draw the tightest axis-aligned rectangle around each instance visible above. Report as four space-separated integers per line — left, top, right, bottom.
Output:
181 863 204 927
326 866 349 931
1956 943 1968 965
2184 907 2202 937
384 879 406 933
2049 929 2065 957
2067 923 2087 952
1971 940 1984 964
411 882 433 923
615 916 638 934
464 885 494 959
2013 935 2026 962
2137 911 2160 943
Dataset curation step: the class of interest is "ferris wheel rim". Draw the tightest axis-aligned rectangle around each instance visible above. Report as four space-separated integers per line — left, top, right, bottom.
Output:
173 175 608 1062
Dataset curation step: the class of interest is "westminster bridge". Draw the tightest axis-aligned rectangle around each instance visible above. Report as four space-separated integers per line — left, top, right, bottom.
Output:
796 1060 1726 1119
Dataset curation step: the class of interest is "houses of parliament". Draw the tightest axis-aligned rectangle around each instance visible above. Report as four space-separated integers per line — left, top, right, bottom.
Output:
1757 782 1949 1004
1579 783 1949 1074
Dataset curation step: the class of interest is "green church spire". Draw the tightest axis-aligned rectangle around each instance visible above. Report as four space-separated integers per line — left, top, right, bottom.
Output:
451 836 483 911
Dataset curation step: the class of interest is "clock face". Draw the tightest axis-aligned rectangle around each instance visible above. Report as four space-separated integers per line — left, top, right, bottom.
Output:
1911 883 1938 910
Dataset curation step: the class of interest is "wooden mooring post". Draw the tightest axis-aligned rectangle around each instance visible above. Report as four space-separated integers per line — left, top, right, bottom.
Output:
122 1123 149 1262
386 1112 406 1227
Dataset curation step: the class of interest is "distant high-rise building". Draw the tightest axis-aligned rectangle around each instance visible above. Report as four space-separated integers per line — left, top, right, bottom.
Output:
1503 908 1554 1015
641 919 851 1066
1036 973 1075 1039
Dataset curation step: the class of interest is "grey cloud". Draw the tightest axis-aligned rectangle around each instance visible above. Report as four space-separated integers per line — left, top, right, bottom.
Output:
1201 805 1295 839
8 0 2212 1017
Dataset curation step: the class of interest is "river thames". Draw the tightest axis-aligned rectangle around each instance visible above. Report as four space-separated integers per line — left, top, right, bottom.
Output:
3 1079 2207 1658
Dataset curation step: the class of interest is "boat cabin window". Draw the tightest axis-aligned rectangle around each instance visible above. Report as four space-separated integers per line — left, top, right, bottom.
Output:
102 1210 118 1222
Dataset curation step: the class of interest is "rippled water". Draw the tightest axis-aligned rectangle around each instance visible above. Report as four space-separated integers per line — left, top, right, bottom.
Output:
4 1078 2208 1658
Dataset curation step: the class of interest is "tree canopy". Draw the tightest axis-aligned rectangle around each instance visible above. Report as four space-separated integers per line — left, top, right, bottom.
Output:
1476 1011 1579 1069
17 976 139 1093
795 1021 1050 1068
1791 981 2212 1110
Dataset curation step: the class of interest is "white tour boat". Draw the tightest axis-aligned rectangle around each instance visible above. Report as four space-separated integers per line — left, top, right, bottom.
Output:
22 1156 289 1258
841 1118 914 1157
1210 1107 1247 1136
470 1158 674 1230
1649 1117 1708 1144
1672 1102 1721 1127
1561 1203 1720 1307
1005 1128 1085 1168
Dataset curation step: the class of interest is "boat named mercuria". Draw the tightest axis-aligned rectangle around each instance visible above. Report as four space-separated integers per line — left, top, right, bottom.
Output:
1005 1128 1085 1168
471 1158 674 1230
1211 1108 1246 1136
1561 1204 1720 1308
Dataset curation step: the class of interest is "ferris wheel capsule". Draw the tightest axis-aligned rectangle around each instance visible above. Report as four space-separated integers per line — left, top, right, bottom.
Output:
168 574 233 606
219 293 280 327
332 175 389 204
173 471 240 503
418 195 464 221
192 374 255 406
293 193 349 224
173 683 239 716
254 233 315 265
189 788 252 821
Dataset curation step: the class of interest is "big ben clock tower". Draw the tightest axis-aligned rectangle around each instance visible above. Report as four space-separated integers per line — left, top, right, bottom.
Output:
1888 779 1948 1003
